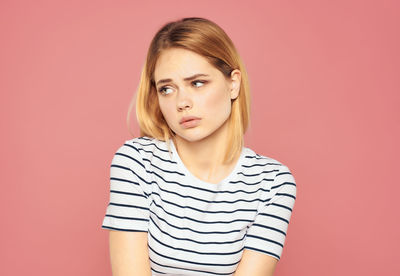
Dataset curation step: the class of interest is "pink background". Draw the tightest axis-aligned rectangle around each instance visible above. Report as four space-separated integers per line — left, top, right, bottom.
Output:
1 0 399 275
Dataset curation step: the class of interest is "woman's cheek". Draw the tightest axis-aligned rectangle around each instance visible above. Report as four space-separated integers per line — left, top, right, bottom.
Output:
203 88 231 116
159 101 174 124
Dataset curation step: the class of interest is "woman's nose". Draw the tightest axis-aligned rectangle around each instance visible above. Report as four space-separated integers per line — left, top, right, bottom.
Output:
176 88 192 111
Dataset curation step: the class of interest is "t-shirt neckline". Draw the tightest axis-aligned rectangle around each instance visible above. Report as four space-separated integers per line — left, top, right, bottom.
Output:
168 138 246 188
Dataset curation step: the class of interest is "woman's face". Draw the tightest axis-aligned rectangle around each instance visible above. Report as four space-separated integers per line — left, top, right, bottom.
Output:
154 48 241 143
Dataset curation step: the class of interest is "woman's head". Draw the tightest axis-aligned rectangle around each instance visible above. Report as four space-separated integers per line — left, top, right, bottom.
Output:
129 17 251 163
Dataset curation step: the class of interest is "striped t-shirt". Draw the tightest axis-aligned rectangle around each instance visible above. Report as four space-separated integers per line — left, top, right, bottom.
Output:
101 136 296 275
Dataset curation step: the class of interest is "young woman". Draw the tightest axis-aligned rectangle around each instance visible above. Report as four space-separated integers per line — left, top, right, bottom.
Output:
101 17 297 276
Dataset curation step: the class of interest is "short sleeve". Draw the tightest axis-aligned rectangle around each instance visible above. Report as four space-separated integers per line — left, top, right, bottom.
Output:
101 140 150 232
243 164 297 260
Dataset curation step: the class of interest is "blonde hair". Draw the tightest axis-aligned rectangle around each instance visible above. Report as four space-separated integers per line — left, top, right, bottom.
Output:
127 17 251 164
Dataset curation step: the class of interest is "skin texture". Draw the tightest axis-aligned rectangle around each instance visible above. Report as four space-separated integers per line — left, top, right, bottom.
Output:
233 249 278 276
109 231 151 276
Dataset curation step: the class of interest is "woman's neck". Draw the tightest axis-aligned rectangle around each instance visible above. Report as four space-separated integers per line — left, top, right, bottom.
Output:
172 120 240 183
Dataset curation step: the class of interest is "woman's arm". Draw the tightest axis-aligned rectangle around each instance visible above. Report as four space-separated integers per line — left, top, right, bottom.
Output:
233 249 278 276
109 230 151 276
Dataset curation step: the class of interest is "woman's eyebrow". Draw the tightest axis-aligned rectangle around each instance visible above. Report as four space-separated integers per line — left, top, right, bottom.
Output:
156 73 209 86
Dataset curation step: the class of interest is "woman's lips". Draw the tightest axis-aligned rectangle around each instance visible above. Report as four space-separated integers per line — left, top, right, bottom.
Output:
179 116 201 124
180 118 201 128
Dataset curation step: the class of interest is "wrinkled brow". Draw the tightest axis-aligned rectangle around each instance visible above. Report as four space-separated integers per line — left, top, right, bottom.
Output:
156 73 209 86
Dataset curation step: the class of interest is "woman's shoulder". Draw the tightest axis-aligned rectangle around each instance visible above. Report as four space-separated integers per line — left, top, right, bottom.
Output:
121 136 169 152
110 136 173 173
119 136 173 163
243 146 295 179
243 147 296 189
243 147 289 168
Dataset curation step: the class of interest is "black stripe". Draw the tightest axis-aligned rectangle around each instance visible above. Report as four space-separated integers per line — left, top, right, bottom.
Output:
270 202 293 212
244 156 280 164
276 172 292 177
109 202 149 210
110 190 147 198
139 136 152 141
101 225 147 232
104 214 148 221
110 177 137 184
250 223 286 236
149 162 185 176
110 164 131 171
246 234 283 247
271 182 296 189
245 155 266 160
229 178 273 185
258 213 289 224
150 267 167 274
242 163 282 168
275 192 296 200
237 169 279 177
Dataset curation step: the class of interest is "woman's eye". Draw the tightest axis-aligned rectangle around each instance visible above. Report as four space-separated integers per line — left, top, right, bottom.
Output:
192 80 206 88
159 81 206 95
159 87 174 95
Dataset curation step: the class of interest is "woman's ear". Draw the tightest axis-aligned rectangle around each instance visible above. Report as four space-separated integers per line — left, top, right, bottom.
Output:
230 69 241 100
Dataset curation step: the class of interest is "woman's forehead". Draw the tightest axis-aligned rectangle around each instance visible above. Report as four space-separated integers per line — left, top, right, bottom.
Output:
154 48 217 81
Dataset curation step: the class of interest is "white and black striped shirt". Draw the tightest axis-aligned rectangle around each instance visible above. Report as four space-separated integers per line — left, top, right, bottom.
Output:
102 136 296 275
